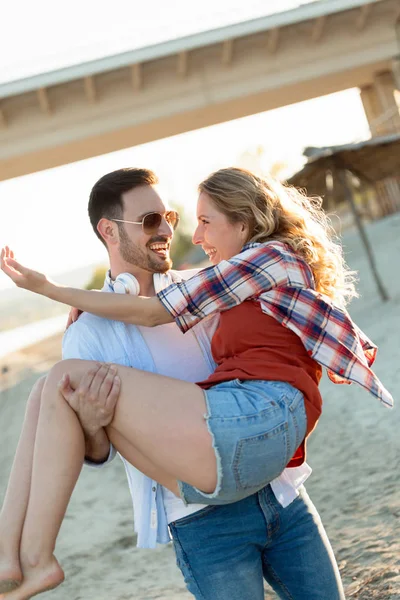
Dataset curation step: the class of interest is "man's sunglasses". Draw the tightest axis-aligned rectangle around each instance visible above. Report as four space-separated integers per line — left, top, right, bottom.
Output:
111 210 179 235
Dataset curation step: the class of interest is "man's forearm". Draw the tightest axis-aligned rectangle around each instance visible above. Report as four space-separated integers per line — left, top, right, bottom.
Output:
84 428 111 464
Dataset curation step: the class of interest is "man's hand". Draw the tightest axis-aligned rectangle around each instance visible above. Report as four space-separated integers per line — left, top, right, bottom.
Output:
58 363 121 437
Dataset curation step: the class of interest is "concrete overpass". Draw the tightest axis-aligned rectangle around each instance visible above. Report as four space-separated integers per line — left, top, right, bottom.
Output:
0 0 399 181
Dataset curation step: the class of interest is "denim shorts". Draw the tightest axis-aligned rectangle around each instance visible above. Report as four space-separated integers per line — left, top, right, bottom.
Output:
178 379 307 506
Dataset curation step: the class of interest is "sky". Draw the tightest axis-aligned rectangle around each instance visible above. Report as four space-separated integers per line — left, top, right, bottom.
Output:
0 0 316 84
0 0 372 290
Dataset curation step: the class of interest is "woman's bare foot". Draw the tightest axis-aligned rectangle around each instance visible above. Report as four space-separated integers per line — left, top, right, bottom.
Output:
0 556 23 593
3 556 64 600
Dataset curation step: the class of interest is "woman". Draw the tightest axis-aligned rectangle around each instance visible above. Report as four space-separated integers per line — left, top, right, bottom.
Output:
0 167 393 600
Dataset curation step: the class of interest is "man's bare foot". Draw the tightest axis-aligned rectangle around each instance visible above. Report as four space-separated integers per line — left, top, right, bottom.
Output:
0 558 22 593
2 556 64 600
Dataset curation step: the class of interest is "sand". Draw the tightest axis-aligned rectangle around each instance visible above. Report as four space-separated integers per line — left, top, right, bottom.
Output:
1 214 400 599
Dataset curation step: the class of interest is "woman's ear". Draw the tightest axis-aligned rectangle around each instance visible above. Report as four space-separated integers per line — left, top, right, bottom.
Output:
240 221 250 243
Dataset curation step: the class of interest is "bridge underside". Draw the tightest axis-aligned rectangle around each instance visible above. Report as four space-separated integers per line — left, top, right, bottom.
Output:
0 0 399 181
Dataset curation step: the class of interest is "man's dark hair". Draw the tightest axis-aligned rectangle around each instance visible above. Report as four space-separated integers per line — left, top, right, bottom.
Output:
88 168 159 245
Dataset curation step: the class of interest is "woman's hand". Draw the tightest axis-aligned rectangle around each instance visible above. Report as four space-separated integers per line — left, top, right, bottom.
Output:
66 307 83 330
1 246 50 294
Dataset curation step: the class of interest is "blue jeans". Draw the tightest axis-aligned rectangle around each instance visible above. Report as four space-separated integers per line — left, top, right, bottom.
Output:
179 380 307 505
169 485 345 600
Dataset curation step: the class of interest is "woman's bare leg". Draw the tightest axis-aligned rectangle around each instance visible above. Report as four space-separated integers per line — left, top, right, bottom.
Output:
4 374 84 600
58 359 216 492
108 429 180 495
0 376 45 593
5 360 212 600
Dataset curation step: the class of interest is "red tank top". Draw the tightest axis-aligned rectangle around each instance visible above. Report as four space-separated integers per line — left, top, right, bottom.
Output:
197 301 323 466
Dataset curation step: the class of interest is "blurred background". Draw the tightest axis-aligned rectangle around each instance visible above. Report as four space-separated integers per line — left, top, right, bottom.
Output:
0 1 399 598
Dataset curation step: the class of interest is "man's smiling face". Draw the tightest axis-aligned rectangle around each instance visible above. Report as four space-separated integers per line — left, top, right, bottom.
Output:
117 185 174 274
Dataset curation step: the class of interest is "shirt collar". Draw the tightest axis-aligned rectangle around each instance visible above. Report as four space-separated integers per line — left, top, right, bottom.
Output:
242 241 260 251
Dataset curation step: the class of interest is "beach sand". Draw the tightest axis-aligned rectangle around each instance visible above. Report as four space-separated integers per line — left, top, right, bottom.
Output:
1 214 400 599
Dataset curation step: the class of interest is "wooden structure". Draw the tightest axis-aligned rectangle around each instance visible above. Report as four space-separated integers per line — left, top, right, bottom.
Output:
0 0 399 181
288 133 400 300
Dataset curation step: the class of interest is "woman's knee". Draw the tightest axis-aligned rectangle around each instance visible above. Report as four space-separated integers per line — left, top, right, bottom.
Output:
31 374 47 397
45 358 95 391
40 359 84 406
45 359 74 386
25 375 47 416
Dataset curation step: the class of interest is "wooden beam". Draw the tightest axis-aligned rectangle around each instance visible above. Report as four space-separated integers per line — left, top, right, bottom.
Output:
131 63 143 91
355 4 371 30
392 58 400 91
83 76 96 103
0 106 6 128
36 87 51 114
311 15 327 43
395 0 400 21
177 51 189 77
221 39 234 65
267 28 280 54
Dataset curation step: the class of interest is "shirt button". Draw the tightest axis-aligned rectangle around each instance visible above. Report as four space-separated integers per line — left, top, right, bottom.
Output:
152 486 156 492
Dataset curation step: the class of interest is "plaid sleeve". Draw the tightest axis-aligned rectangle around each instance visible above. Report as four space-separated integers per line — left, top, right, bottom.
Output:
351 321 378 367
157 243 292 332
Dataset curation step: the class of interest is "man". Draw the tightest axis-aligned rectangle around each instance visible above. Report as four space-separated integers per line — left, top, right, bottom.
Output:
61 168 342 598
62 167 215 547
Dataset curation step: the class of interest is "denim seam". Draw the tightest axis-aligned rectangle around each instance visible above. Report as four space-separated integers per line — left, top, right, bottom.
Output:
262 557 294 600
293 398 307 451
265 490 281 538
288 389 304 413
292 411 300 451
275 395 291 468
208 406 282 422
284 411 291 467
170 524 206 600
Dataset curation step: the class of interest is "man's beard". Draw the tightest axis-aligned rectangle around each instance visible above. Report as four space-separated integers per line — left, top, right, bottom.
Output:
119 227 172 273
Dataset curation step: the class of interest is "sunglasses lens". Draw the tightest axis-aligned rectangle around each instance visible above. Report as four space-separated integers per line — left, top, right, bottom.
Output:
142 211 179 233
142 213 162 233
166 211 179 230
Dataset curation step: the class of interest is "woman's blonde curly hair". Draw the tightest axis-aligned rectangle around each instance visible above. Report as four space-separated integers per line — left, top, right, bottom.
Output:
199 167 357 307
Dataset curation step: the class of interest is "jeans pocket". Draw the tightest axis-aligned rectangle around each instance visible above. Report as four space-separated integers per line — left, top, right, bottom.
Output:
233 421 289 490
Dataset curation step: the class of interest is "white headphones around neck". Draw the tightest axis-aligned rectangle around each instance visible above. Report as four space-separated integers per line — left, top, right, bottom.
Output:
106 271 165 296
106 271 140 295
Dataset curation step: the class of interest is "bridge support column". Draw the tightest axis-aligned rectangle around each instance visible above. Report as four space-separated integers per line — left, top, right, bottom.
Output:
391 58 400 91
360 70 400 216
360 70 400 135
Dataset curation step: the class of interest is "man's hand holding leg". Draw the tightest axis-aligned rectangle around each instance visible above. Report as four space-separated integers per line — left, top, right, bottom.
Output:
58 364 121 464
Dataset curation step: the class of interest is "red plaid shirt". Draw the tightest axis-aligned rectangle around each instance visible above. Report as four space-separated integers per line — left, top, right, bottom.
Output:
158 241 393 408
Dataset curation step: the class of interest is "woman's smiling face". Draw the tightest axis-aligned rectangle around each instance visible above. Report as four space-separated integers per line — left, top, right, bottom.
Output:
192 192 248 265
